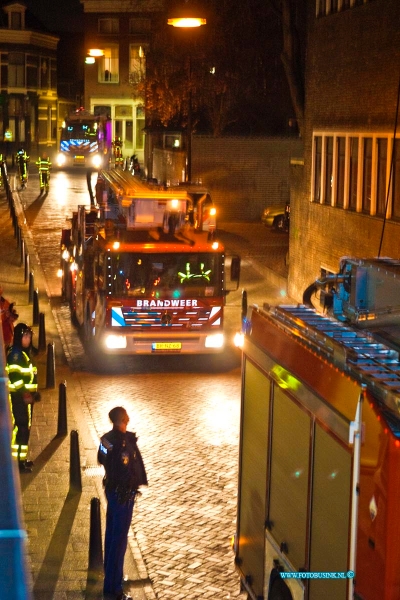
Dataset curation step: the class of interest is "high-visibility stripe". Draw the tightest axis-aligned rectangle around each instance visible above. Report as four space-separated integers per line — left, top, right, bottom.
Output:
0 530 27 539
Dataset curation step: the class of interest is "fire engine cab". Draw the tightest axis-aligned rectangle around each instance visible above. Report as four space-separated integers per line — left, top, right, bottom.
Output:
60 169 240 354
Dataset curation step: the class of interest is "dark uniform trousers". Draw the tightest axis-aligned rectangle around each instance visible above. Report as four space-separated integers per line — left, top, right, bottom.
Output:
104 490 136 595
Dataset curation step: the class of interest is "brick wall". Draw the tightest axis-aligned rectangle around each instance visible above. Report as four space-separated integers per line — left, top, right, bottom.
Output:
288 0 400 302
191 136 303 222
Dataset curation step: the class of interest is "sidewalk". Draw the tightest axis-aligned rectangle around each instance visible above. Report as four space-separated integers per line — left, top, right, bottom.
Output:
0 177 155 600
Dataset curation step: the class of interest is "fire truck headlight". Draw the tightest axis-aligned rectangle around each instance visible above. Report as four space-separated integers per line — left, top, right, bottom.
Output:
56 153 66 167
205 333 224 349
92 154 102 169
105 335 127 349
234 331 244 348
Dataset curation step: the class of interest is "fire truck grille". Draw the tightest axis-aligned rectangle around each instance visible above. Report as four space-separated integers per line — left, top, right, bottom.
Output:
111 305 222 330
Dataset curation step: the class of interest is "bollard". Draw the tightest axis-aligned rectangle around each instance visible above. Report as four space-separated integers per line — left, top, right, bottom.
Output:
12 207 17 236
46 342 56 389
24 253 30 285
16 224 21 248
20 237 25 268
69 430 82 492
57 381 67 437
88 497 103 573
28 270 34 303
38 312 46 351
241 289 248 322
9 197 15 221
32 289 39 326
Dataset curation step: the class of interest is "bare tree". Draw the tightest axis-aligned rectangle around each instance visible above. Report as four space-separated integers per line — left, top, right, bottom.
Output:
270 0 305 136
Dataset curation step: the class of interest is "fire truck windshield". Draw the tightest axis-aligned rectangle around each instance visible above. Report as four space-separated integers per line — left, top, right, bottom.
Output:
107 252 223 298
62 121 97 141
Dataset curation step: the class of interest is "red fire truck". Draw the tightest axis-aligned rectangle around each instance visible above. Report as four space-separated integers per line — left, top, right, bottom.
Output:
235 257 400 600
56 108 112 168
60 168 240 354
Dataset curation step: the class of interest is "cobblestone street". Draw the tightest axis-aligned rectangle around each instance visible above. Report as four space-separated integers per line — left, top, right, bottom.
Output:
1 167 289 599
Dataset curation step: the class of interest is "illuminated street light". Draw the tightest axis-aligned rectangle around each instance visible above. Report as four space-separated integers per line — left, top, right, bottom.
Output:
167 1 206 182
88 48 104 57
167 0 206 27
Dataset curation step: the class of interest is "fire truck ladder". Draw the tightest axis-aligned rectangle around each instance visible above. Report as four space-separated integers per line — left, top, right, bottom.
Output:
270 304 400 422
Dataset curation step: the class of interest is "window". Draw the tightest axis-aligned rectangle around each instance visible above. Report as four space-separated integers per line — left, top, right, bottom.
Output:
98 18 119 34
94 105 111 118
312 132 400 221
376 139 388 217
129 45 146 86
8 52 24 87
11 11 22 29
324 137 333 205
40 58 49 88
348 137 358 211
115 105 133 118
129 18 151 33
317 0 372 16
336 137 345 208
26 55 38 88
313 136 322 202
330 0 339 13
99 46 119 83
362 138 372 213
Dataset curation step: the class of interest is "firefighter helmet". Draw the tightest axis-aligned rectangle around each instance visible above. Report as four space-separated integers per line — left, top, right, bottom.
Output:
13 323 33 346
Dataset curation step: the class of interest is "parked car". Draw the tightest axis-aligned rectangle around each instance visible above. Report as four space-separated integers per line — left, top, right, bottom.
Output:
261 201 290 231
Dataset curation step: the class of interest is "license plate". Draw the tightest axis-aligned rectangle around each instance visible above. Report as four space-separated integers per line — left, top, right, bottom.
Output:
152 342 182 351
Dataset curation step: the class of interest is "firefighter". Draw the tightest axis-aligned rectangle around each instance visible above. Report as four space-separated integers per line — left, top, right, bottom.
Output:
6 323 41 473
112 137 123 168
16 147 30 188
36 152 52 191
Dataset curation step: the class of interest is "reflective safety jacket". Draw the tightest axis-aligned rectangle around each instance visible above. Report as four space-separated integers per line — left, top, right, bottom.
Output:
6 348 38 396
36 158 51 172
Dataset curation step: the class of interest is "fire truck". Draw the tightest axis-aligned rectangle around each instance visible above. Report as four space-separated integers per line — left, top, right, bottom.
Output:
56 108 112 169
60 168 240 354
235 257 400 600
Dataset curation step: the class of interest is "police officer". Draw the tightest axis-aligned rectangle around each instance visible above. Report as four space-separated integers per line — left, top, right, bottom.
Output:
6 323 40 473
98 406 148 600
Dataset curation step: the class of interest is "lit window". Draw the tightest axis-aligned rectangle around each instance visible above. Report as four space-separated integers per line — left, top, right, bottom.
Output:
99 46 119 83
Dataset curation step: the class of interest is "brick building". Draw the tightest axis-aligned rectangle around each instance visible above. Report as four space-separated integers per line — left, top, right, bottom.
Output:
80 0 164 167
288 0 400 301
0 1 59 160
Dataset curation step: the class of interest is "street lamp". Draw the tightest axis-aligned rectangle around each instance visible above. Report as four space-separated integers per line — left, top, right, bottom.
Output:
168 0 206 183
167 0 206 28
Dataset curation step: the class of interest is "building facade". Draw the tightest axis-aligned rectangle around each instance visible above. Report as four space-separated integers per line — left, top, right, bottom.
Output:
0 1 59 161
80 0 164 167
289 0 400 301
